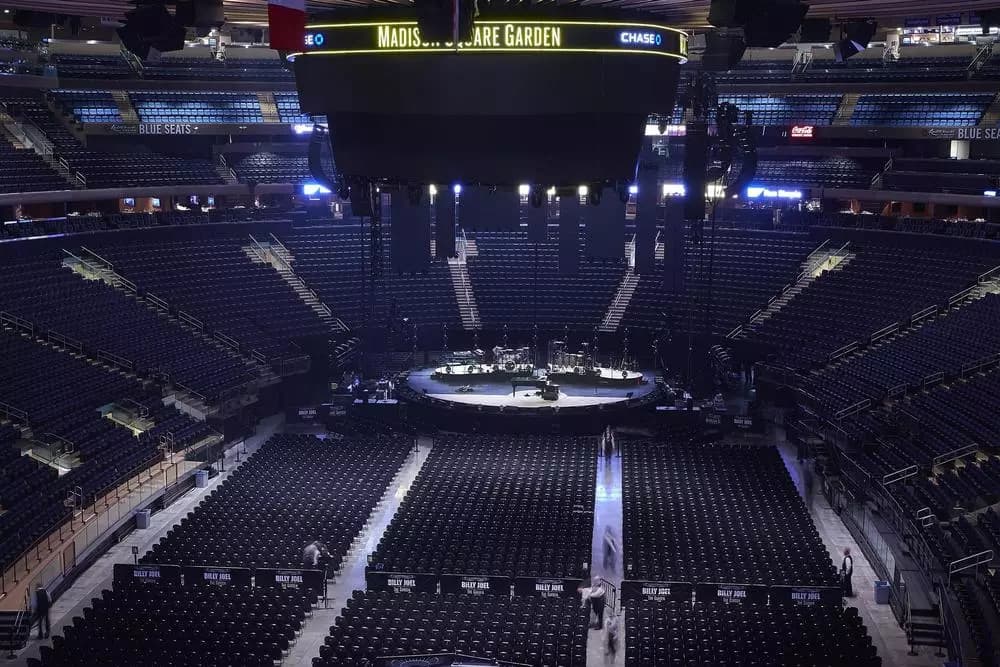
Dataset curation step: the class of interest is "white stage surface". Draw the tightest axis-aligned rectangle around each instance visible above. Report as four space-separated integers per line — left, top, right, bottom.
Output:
407 367 656 410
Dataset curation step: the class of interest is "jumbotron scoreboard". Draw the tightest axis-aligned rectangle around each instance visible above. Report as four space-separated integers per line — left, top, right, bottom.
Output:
292 9 687 187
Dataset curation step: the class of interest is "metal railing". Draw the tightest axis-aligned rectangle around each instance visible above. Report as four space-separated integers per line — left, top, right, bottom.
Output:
47 330 82 353
98 349 134 372
834 399 871 420
145 292 169 312
883 464 918 485
0 451 193 601
910 305 939 325
0 400 27 424
213 331 241 353
961 351 1000 377
0 310 33 336
948 550 993 580
177 310 204 332
79 247 114 272
933 443 979 467
870 322 899 344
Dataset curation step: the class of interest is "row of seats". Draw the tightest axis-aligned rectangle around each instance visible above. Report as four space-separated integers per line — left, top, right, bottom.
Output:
623 440 838 585
143 433 412 570
95 234 330 360
740 244 996 369
370 434 596 578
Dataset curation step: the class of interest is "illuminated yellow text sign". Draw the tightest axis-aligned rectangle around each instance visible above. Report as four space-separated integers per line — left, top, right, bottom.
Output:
299 20 688 61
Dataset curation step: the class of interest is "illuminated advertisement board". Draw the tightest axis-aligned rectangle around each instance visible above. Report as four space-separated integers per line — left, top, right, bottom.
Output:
295 20 687 61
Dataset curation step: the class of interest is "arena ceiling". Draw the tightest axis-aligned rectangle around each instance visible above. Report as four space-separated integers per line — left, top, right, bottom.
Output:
0 0 990 29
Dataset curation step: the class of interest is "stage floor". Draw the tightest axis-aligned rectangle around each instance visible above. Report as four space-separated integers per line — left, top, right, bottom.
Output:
406 367 657 409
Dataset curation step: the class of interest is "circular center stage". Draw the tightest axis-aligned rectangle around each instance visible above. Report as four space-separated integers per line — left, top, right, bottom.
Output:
406 366 656 410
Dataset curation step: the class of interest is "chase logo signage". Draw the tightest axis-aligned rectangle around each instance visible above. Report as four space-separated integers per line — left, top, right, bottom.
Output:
296 20 687 62
619 30 662 46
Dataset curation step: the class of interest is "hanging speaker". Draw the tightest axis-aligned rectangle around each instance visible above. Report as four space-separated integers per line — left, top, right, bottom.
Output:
683 122 709 221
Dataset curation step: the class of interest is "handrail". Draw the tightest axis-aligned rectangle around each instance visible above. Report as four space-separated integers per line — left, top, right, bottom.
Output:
0 400 28 424
213 331 241 352
869 322 899 344
886 382 907 398
933 443 979 467
79 246 113 271
174 383 207 403
0 310 34 335
120 398 150 419
910 305 939 325
98 349 133 372
145 292 169 312
948 285 976 307
268 232 291 257
948 550 993 578
113 273 137 294
47 330 83 353
177 310 204 331
251 350 267 365
961 351 1000 376
882 464 918 485
834 399 870 420
978 264 1000 284
922 371 945 387
828 341 859 362
601 270 634 330
41 432 76 455
61 248 106 276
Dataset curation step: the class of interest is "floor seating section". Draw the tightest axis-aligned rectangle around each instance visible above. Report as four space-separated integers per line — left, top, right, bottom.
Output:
803 293 1000 414
0 256 253 401
0 328 210 571
36 582 309 667
718 94 840 125
5 94 222 188
625 599 880 666
130 91 263 124
52 89 122 123
370 435 595 578
467 229 625 329
277 226 461 329
740 244 997 369
849 94 993 127
624 228 815 336
274 93 310 124
0 134 68 193
96 234 330 359
315 592 588 666
233 151 312 184
142 56 293 81
623 441 838 585
883 158 1000 196
143 433 410 571
52 54 134 79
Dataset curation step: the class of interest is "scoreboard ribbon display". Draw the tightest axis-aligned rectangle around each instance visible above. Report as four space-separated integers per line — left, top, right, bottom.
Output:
299 20 687 61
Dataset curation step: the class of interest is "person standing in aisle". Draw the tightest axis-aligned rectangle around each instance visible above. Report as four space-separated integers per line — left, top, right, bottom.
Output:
841 548 854 597
590 580 607 628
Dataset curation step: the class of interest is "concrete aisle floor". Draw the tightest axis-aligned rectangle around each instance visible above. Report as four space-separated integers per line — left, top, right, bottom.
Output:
588 449 625 667
777 441 943 667
286 437 432 666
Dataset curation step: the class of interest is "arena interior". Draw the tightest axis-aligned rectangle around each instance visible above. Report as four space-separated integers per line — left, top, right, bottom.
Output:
0 0 999 665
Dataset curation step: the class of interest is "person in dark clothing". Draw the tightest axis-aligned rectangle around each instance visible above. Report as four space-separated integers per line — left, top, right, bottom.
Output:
33 585 51 639
590 581 607 628
841 548 854 597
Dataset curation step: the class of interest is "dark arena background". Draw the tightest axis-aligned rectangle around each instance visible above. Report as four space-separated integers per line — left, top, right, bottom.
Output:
1 0 1000 666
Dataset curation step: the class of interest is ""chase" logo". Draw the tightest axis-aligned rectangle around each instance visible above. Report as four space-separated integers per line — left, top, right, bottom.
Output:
619 31 662 46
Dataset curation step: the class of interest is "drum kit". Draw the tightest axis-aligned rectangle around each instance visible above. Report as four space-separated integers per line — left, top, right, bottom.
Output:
492 345 533 371
546 340 593 374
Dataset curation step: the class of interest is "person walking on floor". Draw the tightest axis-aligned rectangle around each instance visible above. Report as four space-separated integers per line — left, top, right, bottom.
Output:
578 579 593 625
841 547 854 597
602 527 619 574
590 580 607 629
33 584 51 640
604 614 620 663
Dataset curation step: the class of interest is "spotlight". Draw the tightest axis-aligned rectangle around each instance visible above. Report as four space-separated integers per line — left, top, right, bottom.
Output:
452 184 462 195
